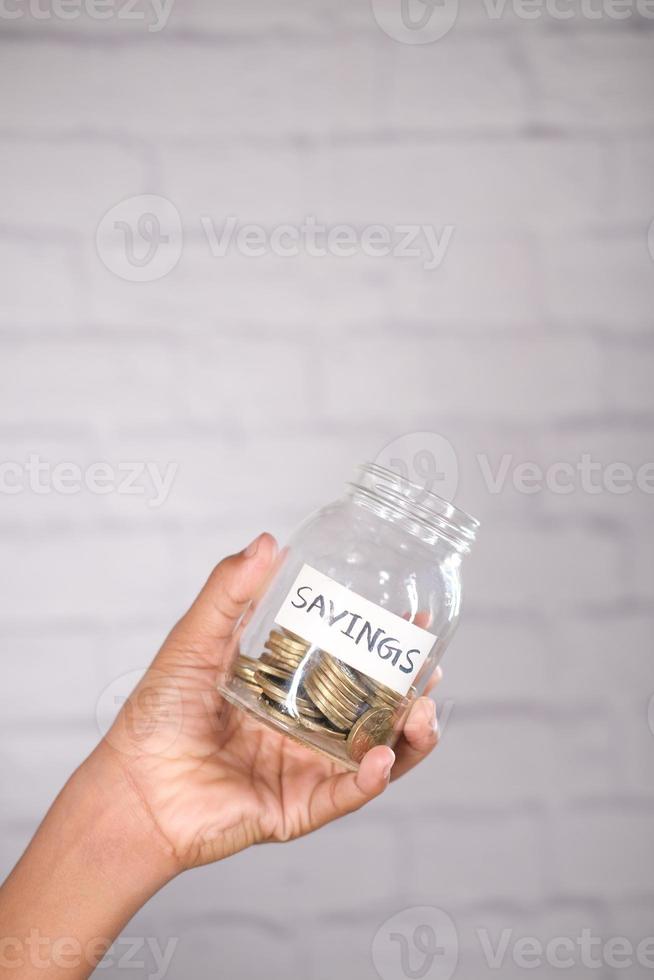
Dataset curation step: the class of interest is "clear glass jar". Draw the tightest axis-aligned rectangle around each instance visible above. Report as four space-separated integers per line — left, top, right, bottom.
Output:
218 462 479 770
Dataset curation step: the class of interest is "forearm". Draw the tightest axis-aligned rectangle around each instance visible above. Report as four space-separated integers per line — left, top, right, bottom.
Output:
0 746 179 979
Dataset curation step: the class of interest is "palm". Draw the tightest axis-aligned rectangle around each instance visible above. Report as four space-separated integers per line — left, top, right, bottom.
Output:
103 537 438 871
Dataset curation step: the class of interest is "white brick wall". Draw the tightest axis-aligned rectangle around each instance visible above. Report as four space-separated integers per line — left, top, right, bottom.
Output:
1 0 653 977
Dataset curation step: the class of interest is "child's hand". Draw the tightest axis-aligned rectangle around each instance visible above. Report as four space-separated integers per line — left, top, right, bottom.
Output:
97 533 442 871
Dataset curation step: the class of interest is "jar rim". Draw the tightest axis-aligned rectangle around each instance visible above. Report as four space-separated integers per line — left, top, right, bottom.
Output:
347 462 480 553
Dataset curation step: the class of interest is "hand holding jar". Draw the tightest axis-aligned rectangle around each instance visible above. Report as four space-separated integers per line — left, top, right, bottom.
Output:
220 462 479 769
0 464 477 980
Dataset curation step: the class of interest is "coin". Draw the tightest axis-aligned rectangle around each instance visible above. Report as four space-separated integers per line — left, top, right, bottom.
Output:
346 706 396 763
233 654 262 692
249 628 407 761
320 655 371 700
306 668 362 722
268 629 310 653
366 676 404 709
297 713 347 739
262 649 307 674
257 673 293 706
303 677 352 731
259 652 297 676
314 661 363 707
277 627 310 647
260 695 301 729
255 660 294 682
293 693 324 717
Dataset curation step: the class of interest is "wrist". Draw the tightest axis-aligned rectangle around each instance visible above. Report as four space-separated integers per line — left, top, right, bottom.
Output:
0 746 180 980
74 743 182 897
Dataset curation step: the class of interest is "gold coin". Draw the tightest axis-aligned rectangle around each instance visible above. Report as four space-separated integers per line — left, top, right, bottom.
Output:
366 676 404 709
257 674 293 705
297 714 347 739
303 678 351 731
269 629 309 652
278 627 310 646
233 657 262 691
368 691 401 710
266 643 307 663
294 694 323 715
320 655 371 700
259 695 301 728
262 651 307 675
266 631 307 652
346 706 396 763
278 689 322 719
255 660 294 682
304 670 359 723
308 668 362 721
235 678 262 694
259 652 297 676
320 670 365 714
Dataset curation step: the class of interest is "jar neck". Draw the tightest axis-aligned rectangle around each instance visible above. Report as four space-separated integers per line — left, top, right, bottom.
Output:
345 462 479 556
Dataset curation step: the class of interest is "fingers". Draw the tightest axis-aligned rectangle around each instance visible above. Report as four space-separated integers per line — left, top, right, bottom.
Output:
390 695 439 781
308 746 395 830
309 667 444 823
165 532 278 665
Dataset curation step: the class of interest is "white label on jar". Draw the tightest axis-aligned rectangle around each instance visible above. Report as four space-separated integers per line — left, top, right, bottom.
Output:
274 564 436 696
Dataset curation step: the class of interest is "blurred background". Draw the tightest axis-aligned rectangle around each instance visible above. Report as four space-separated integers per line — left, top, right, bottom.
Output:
1 1 653 977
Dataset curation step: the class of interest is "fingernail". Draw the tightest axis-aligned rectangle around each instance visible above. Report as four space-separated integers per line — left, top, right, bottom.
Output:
244 534 261 558
429 700 438 734
382 750 395 781
434 665 443 682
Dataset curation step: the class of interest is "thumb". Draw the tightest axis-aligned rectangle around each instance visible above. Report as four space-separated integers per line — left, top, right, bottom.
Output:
163 532 278 668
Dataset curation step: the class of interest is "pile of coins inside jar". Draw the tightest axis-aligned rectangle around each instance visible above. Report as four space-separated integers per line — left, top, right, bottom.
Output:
232 627 413 763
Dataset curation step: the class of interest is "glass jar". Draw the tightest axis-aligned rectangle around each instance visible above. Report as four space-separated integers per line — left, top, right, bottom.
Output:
218 462 479 770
